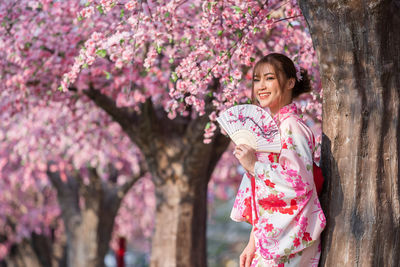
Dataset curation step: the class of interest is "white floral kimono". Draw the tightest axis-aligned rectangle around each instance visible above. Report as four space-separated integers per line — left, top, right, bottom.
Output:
231 103 326 267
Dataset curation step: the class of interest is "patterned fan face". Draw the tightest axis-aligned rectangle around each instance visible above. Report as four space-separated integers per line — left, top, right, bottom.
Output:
216 104 281 153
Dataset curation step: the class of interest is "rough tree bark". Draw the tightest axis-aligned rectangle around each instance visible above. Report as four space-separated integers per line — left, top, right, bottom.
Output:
3 232 66 267
1 222 66 267
46 163 145 267
4 239 42 267
84 80 230 267
299 0 400 266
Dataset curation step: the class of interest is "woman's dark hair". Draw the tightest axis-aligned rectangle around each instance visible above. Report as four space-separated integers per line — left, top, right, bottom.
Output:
251 53 312 103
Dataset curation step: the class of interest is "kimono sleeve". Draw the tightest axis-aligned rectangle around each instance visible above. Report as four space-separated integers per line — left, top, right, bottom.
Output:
230 174 254 225
253 117 318 262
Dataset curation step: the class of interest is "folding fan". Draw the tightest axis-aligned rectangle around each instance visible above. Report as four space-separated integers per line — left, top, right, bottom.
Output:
216 104 281 153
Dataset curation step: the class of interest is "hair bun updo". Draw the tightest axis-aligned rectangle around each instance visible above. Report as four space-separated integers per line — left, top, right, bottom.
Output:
293 67 312 99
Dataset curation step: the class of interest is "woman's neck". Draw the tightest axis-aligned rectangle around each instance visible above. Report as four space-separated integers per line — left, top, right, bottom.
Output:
269 99 293 116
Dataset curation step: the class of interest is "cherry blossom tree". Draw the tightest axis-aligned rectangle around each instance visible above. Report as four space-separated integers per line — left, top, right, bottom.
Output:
0 0 322 266
0 93 154 266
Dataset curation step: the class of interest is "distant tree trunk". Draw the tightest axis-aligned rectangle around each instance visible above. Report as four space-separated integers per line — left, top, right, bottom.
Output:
84 85 230 267
4 232 66 267
31 232 67 267
147 135 224 267
299 0 400 266
47 164 142 267
4 239 42 267
149 167 208 267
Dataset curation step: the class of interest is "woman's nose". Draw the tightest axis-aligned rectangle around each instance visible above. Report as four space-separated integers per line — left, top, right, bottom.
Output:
259 79 267 90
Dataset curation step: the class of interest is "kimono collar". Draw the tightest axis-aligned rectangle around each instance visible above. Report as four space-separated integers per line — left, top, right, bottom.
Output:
272 102 298 124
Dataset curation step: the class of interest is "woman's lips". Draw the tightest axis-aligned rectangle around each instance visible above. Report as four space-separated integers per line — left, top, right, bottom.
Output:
258 92 271 99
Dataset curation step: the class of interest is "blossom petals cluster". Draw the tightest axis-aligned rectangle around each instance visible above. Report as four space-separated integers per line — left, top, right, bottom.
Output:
59 0 321 148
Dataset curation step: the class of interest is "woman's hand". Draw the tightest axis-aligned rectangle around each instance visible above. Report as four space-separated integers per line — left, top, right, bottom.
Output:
234 144 257 174
240 228 256 267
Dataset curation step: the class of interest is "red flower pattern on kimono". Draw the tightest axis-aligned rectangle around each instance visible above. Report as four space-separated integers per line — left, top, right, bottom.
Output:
302 232 312 242
242 197 253 223
259 194 287 210
282 142 288 149
293 237 300 248
264 178 276 188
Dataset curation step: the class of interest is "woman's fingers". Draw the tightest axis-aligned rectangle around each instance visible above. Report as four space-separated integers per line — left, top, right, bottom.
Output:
245 253 253 267
240 252 253 267
233 147 241 158
234 146 245 158
242 144 255 152
235 145 248 154
239 254 246 267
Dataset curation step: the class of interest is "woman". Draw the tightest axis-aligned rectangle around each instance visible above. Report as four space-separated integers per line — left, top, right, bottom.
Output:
231 53 326 267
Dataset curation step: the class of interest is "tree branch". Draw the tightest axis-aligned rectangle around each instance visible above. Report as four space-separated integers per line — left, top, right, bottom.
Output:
120 159 148 195
83 85 170 150
83 84 138 138
46 162 66 193
107 163 119 184
46 162 81 232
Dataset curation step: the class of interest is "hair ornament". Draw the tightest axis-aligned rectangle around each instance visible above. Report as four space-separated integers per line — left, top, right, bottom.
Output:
294 62 302 81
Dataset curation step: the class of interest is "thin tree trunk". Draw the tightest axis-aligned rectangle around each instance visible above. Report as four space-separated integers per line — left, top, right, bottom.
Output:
150 173 209 267
4 239 42 267
299 0 400 266
31 232 67 267
2 228 66 267
47 165 141 267
66 208 108 267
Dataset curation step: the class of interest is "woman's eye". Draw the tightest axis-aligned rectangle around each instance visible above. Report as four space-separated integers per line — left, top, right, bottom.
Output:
267 77 274 80
253 79 260 82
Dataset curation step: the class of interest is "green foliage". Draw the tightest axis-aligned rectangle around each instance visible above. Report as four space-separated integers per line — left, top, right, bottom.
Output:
96 5 104 14
232 6 241 13
170 72 178 82
96 49 107 57
104 71 111 80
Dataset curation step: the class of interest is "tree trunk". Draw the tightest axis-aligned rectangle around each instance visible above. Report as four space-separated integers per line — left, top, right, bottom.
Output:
31 232 67 267
65 210 112 267
65 186 121 267
299 0 400 266
2 231 66 267
150 176 209 267
144 120 228 267
4 239 42 267
47 166 138 267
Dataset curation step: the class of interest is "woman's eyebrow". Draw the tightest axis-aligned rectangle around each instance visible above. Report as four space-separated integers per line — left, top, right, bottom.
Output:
254 72 275 77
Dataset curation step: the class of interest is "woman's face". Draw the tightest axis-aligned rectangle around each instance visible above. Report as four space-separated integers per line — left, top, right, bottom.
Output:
253 63 294 115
